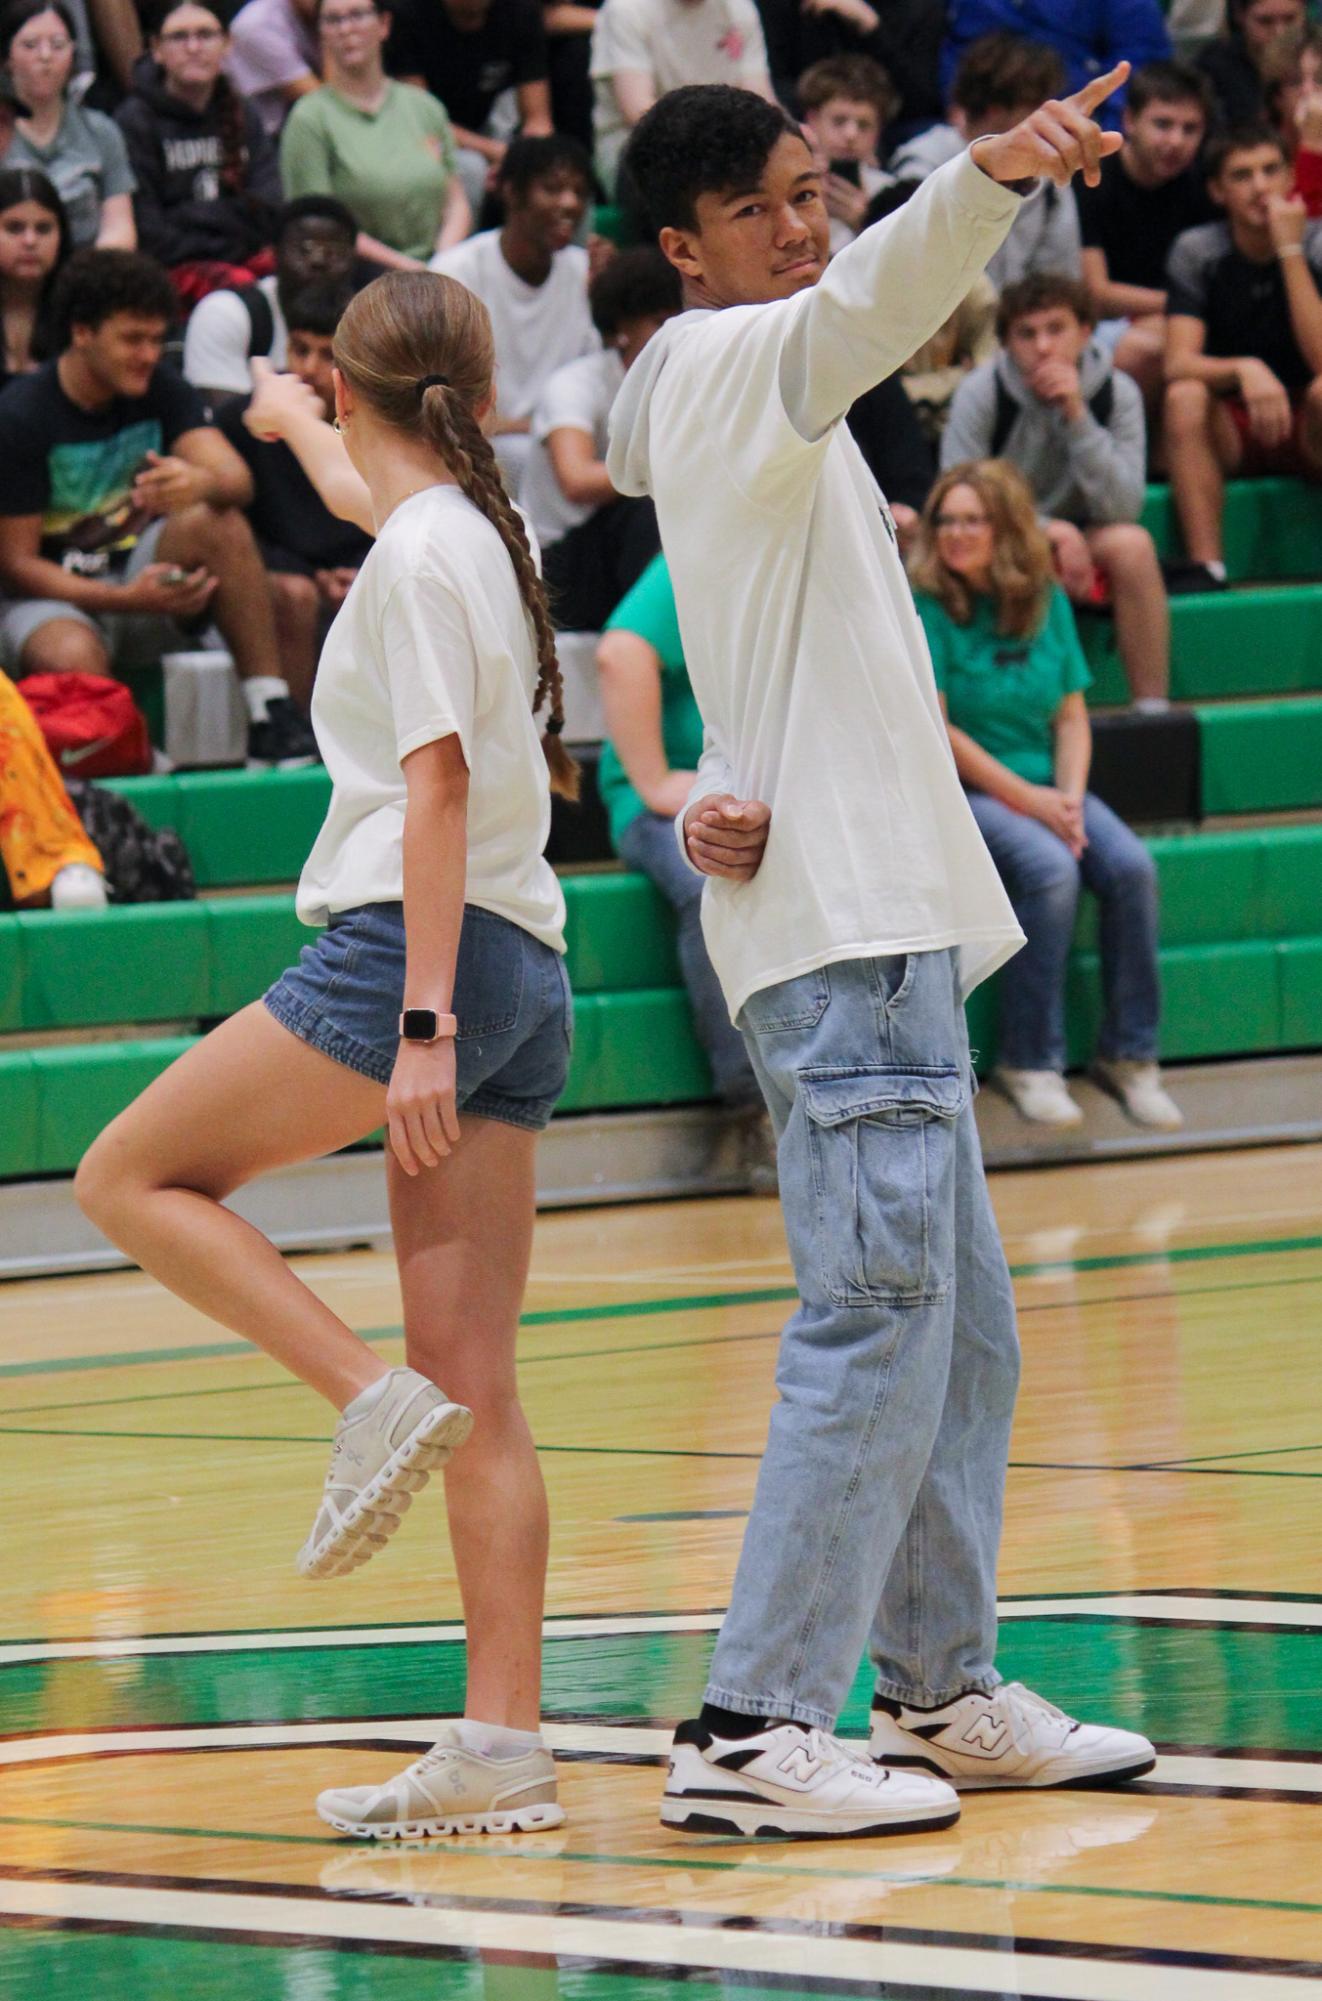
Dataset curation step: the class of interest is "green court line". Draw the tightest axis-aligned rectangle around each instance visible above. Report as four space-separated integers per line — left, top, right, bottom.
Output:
5 1230 1322 1387
1148 1441 1322 1466
4 1811 1322 1920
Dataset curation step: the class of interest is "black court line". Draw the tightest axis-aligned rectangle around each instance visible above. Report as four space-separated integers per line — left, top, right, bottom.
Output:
3 1862 1322 1984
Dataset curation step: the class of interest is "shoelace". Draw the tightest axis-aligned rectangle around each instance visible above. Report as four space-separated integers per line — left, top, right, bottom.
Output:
800 1726 874 1771
997 1682 1080 1744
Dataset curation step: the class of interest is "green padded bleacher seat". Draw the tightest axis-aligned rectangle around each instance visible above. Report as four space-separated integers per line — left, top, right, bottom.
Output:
562 872 680 992
20 902 210 1030
0 1053 40 1177
1081 589 1322 705
207 896 309 1015
0 919 21 1033
27 1036 194 1174
1196 698 1322 814
560 990 713 1112
1280 939 1322 1046
1141 478 1322 582
107 768 332 887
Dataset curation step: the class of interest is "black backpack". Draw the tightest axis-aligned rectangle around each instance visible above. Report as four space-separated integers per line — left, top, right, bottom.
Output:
233 282 276 360
67 781 196 904
989 372 1114 458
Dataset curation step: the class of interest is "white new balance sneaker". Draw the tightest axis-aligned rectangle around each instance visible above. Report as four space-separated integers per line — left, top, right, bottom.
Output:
661 1719 960 1838
993 1067 1084 1128
317 1726 564 1839
869 1682 1156 1790
297 1367 473 1580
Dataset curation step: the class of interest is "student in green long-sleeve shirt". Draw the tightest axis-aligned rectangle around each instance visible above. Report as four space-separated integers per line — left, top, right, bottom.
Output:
910 457 1180 1133
597 554 769 1154
279 0 469 267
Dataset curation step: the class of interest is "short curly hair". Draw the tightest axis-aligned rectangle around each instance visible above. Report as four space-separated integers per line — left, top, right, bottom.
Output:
52 249 177 347
589 246 681 339
623 85 801 236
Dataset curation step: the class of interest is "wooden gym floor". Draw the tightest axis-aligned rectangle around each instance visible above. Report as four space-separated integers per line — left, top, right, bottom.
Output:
1 1142 1321 2000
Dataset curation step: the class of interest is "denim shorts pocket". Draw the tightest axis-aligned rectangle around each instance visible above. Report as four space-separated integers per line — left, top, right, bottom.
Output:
739 965 831 1035
453 910 526 1039
800 1064 966 1307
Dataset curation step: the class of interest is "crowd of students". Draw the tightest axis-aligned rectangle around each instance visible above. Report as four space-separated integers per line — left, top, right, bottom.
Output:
0 0 1315 1127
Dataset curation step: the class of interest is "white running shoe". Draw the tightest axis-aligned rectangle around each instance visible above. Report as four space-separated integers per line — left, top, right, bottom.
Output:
1090 1060 1184 1131
317 1726 564 1839
869 1682 1156 1790
297 1366 473 1580
50 863 108 910
993 1067 1084 1128
661 1719 960 1838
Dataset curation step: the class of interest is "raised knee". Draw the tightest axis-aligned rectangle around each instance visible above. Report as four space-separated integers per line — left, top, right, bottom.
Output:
21 619 109 677
73 1132 119 1229
270 571 320 619
1163 378 1209 431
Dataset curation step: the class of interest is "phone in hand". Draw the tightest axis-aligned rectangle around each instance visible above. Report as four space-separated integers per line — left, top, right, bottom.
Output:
161 566 191 586
829 157 862 186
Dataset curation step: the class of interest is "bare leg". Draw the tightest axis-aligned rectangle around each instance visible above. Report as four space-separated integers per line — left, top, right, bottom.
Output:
1163 378 1239 565
1113 320 1166 413
157 504 283 685
1297 374 1322 470
387 1117 547 1730
1085 522 1170 702
269 571 321 711
75 1002 391 1409
18 616 111 676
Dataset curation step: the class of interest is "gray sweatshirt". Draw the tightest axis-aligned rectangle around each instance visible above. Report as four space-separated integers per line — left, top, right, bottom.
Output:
941 341 1147 523
889 121 1082 289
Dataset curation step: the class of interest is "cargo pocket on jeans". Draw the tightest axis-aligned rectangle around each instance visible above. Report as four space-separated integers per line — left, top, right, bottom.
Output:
800 1065 967 1307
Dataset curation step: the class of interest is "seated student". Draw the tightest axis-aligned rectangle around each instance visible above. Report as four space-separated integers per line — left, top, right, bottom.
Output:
281 0 470 271
1078 61 1216 410
4 0 136 250
218 279 371 709
843 368 935 549
521 246 678 631
1263 24 1322 214
226 0 321 139
943 273 1170 708
910 460 1181 1134
1164 123 1322 588
182 193 357 397
759 0 943 134
1198 0 1307 131
889 32 1082 291
432 135 598 488
596 551 775 1183
589 0 774 196
797 53 896 257
0 666 106 907
0 250 319 769
0 167 71 394
940 0 1169 125
387 0 553 215
115 0 284 308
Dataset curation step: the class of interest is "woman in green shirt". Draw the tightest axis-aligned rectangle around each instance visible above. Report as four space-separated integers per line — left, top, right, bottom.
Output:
911 459 1180 1133
279 0 470 268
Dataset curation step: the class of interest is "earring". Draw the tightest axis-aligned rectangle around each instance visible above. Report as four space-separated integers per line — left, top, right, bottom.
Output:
332 416 343 434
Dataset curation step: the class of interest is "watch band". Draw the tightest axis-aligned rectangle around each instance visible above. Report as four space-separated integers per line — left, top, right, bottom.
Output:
398 1008 458 1042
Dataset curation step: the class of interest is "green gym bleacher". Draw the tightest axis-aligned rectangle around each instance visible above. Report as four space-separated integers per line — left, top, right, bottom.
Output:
2 476 1320 1183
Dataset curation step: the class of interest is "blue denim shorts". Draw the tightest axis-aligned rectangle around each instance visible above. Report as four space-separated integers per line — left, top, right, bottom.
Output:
263 901 573 1132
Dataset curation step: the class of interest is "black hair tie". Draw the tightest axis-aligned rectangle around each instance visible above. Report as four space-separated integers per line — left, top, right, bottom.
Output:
417 373 450 399
546 714 565 736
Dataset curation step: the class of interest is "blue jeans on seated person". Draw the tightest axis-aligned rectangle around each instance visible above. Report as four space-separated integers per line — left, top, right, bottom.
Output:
966 789 1161 1074
616 809 759 1108
704 948 1020 1727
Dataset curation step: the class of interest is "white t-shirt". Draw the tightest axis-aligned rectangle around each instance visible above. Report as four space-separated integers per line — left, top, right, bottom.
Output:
591 0 769 181
430 231 599 426
520 347 625 548
296 483 566 954
182 275 287 396
607 150 1027 1021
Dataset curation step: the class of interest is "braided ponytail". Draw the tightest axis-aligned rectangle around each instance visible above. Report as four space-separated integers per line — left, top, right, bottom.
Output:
333 270 580 800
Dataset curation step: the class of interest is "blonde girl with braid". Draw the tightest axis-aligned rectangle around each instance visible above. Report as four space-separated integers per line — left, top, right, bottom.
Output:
76 269 579 1842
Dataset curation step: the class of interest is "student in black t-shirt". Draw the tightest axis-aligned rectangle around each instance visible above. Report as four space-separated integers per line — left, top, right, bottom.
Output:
220 276 370 707
1165 123 1322 586
388 0 552 215
1078 60 1216 411
0 248 319 766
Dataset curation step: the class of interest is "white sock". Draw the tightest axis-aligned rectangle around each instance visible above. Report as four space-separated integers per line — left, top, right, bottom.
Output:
243 675 290 723
341 1371 393 1423
1132 696 1170 715
1204 559 1227 582
453 1719 543 1760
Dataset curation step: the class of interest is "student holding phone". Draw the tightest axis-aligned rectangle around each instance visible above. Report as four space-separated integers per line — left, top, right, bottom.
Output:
798 54 896 253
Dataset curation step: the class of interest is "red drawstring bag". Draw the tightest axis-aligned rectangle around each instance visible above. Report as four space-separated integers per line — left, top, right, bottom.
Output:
21 672 151 779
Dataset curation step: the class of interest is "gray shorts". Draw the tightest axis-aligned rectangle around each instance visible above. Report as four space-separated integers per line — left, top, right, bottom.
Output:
0 519 192 673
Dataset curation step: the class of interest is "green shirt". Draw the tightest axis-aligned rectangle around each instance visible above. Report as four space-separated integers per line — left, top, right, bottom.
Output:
598 554 705 850
279 80 457 263
916 582 1092 787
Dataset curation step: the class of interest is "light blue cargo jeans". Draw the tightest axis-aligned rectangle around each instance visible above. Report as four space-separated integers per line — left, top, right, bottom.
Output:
704 948 1021 1729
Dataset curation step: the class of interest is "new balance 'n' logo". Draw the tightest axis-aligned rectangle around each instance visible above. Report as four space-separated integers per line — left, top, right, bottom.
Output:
956 1711 1010 1756
777 1743 824 1784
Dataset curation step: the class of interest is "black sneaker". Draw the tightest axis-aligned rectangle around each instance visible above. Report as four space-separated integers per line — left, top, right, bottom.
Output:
247 697 320 770
1161 560 1229 596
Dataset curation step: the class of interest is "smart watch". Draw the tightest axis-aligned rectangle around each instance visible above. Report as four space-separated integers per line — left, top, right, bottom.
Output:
398 1008 458 1043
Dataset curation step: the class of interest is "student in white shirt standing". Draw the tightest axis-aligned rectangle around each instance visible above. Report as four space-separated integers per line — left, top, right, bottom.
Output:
75 267 578 1843
610 75 1158 1839
432 134 598 490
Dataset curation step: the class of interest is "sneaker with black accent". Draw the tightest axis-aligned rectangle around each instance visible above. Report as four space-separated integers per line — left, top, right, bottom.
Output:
661 1719 960 1838
869 1682 1156 1790
296 1366 474 1580
317 1726 565 1839
247 695 321 770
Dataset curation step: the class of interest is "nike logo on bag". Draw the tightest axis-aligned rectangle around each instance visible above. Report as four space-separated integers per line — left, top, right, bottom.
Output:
60 739 114 767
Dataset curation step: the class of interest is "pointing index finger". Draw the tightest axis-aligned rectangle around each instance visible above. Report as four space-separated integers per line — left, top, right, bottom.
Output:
1068 59 1130 119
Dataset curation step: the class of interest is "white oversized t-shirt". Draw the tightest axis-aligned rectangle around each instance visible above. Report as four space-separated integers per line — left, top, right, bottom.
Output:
591 0 769 180
430 231 599 425
520 347 625 548
607 150 1026 1020
183 274 287 395
296 483 566 954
